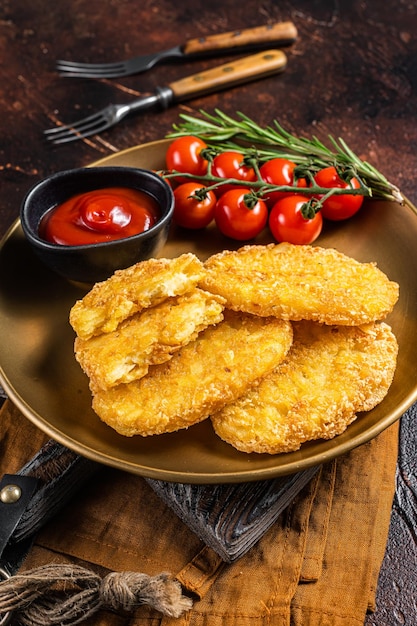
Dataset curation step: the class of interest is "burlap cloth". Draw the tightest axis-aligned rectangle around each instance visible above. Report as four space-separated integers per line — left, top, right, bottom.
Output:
0 400 398 625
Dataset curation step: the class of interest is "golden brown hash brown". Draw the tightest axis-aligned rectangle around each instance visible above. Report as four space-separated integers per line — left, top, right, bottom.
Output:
92 311 293 437
200 243 399 325
211 321 398 454
74 288 225 392
70 253 205 339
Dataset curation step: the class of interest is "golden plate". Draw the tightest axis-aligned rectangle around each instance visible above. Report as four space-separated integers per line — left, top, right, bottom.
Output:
1 139 417 483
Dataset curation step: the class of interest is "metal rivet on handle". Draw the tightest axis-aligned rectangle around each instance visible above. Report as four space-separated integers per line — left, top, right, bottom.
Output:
0 484 22 504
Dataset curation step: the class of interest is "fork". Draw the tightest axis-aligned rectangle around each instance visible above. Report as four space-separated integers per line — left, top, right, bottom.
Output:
55 21 297 78
45 49 287 144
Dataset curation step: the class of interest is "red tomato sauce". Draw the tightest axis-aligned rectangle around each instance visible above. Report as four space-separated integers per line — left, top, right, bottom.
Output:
39 187 160 245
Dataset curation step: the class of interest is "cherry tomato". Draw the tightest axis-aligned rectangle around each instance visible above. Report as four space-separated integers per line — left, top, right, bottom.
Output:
173 182 217 229
211 151 256 194
269 195 323 245
165 136 209 179
214 188 268 240
259 158 307 208
314 166 364 220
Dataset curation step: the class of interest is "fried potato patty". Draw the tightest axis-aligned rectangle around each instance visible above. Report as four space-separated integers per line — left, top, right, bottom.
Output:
200 243 399 325
211 321 398 454
70 253 205 339
92 311 293 437
74 288 225 391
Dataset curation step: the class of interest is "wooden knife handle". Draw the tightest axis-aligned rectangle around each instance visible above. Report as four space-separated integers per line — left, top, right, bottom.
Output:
169 49 287 101
183 21 297 55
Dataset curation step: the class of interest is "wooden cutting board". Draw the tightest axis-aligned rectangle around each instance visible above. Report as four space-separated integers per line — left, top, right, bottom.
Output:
12 428 318 563
146 468 318 561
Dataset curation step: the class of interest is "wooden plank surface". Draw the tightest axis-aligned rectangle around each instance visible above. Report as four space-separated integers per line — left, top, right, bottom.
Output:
146 468 318 561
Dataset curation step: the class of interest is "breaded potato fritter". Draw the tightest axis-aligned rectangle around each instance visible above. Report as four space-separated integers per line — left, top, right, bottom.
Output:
74 289 225 391
200 243 399 325
70 253 205 339
211 321 398 454
92 311 293 437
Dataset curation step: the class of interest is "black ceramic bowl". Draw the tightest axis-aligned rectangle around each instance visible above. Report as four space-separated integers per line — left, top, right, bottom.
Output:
20 166 174 284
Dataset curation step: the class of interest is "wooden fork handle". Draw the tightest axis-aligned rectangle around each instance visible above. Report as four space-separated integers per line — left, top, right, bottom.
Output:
183 21 297 55
169 49 287 101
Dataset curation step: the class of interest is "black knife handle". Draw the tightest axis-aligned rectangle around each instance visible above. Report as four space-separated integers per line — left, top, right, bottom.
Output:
12 441 101 544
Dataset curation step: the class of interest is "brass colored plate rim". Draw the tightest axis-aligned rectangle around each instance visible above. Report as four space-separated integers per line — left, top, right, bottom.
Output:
1 139 417 483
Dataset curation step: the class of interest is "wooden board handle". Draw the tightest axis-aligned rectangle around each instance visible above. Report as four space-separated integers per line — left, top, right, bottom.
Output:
169 50 287 101
183 21 297 55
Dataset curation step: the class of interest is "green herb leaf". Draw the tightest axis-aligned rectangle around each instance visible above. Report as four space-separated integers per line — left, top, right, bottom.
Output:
167 110 403 204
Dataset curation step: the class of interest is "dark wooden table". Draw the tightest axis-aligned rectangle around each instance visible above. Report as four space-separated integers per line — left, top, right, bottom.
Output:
1 0 417 622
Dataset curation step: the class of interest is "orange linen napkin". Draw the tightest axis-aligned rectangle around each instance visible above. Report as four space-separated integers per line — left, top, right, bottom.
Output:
0 400 398 625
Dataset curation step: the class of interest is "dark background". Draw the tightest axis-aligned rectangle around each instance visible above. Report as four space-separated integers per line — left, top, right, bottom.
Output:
1 0 417 622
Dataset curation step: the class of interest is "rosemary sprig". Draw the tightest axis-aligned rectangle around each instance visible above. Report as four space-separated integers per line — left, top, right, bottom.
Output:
167 109 403 204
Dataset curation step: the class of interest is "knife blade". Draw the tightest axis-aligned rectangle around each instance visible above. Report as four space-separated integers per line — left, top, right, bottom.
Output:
56 21 297 78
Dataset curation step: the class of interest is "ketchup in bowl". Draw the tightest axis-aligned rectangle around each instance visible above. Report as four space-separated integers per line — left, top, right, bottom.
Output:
40 186 160 246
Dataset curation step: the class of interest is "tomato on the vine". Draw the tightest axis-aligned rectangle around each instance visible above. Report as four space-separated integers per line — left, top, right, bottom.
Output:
165 136 209 179
214 188 268 241
173 182 217 229
269 195 323 245
314 166 363 221
259 158 308 208
211 151 256 194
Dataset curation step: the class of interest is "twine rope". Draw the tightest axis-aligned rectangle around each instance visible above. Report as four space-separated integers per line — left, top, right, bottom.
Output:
0 564 193 625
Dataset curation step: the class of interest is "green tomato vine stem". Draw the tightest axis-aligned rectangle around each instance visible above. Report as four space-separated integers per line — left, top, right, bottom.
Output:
159 170 372 217
161 169 370 199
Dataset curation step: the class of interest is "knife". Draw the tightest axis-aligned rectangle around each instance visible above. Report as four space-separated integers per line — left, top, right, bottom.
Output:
56 21 297 78
45 50 288 142
0 441 100 625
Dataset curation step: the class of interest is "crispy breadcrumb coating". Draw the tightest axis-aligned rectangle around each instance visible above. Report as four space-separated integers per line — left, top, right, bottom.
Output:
74 288 225 391
200 243 399 325
92 311 293 437
211 321 398 454
71 244 400 449
70 253 205 339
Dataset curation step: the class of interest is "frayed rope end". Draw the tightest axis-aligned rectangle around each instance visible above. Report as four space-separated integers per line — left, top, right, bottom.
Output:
101 570 193 618
0 564 193 625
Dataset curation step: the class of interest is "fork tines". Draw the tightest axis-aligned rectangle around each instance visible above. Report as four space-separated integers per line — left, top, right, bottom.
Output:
44 111 109 144
56 60 127 79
